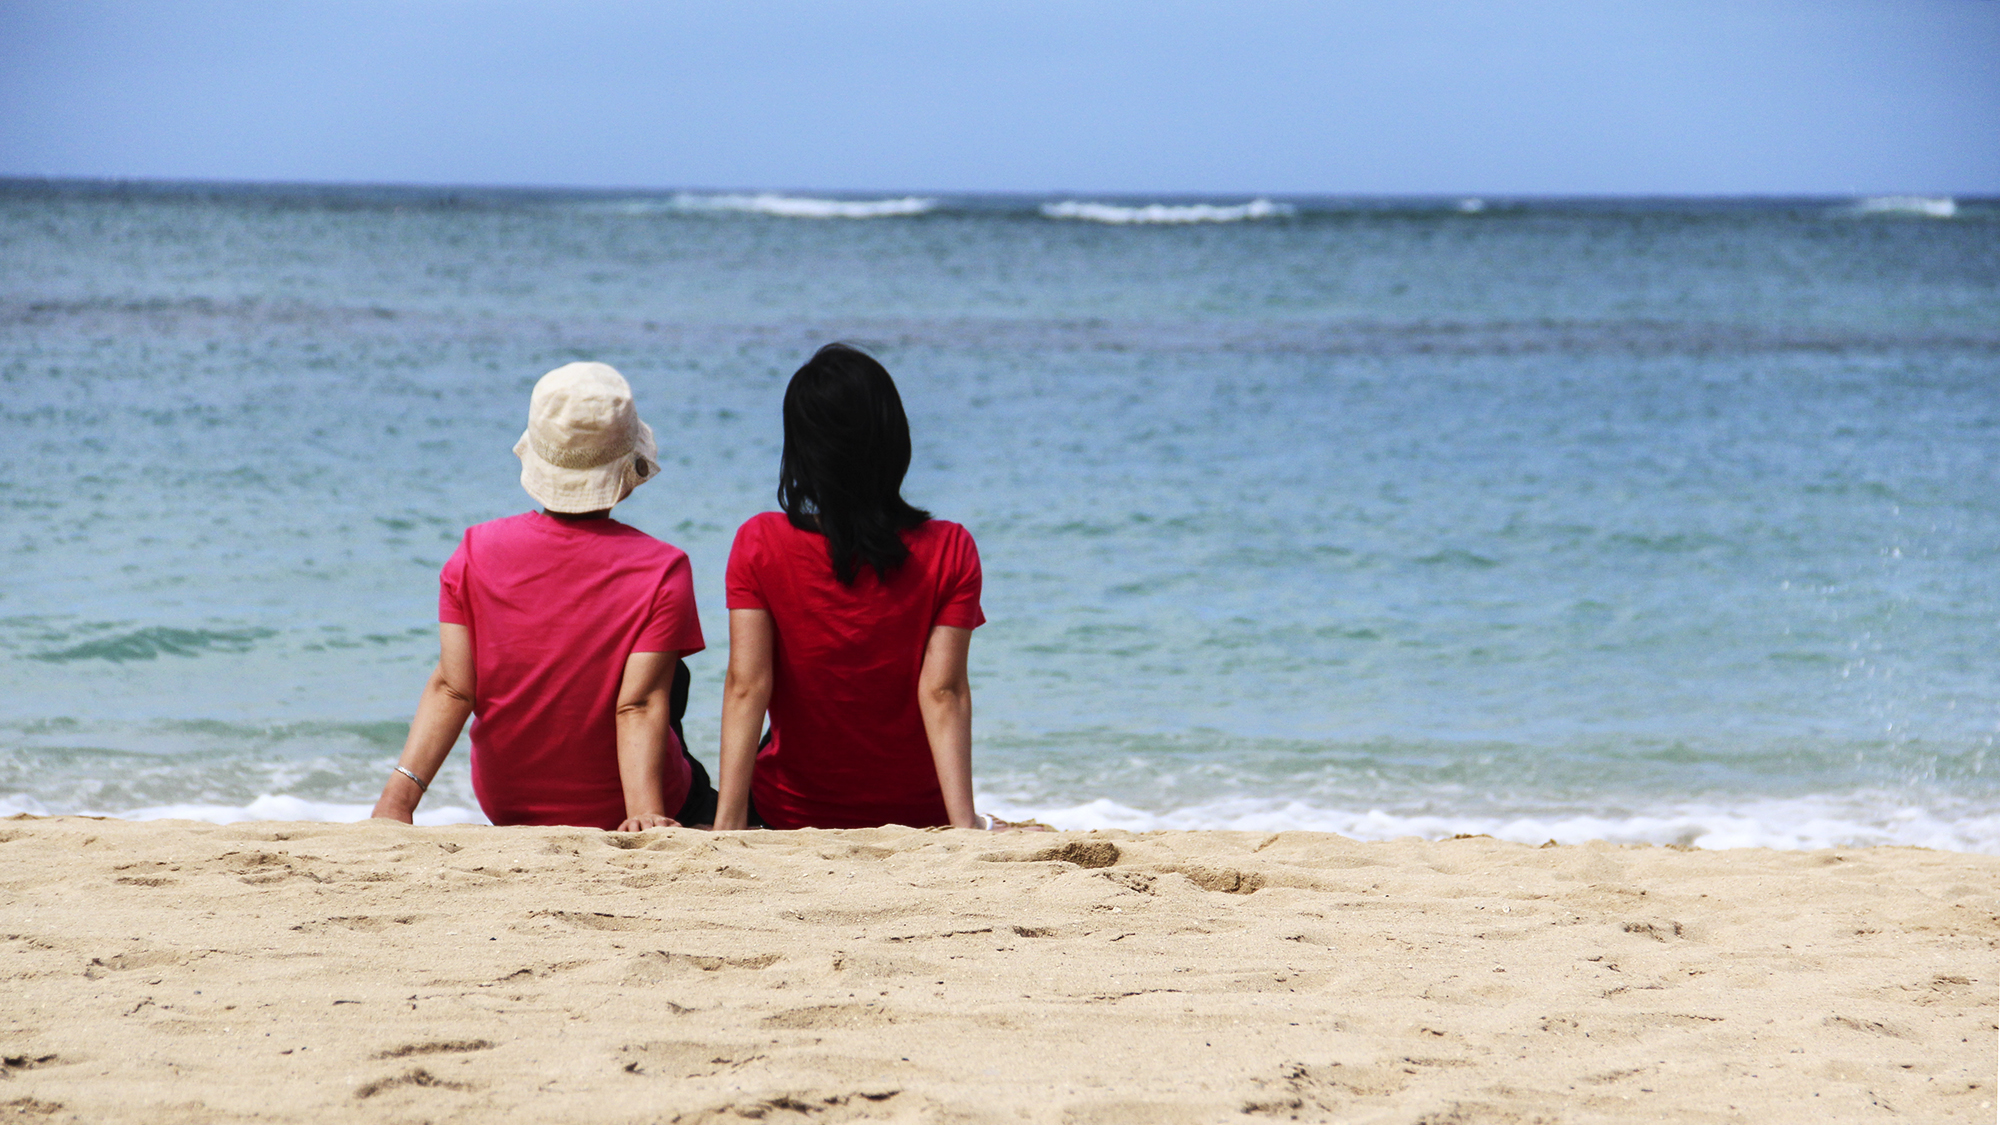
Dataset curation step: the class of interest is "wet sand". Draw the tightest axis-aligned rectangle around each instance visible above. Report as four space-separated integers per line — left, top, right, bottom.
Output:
2 816 1994 1123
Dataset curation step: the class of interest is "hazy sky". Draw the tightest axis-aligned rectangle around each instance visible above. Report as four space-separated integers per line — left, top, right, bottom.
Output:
2 0 1995 195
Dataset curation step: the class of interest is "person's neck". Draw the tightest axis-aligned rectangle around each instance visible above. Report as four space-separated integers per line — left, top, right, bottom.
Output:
544 508 612 521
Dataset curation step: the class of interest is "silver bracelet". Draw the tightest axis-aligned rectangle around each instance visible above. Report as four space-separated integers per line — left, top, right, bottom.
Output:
392 765 429 793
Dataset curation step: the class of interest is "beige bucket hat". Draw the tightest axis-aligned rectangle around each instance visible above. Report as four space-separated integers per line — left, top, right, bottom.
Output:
513 362 660 513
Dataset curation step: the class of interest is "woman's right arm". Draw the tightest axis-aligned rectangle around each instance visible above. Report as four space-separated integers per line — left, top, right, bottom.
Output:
713 608 774 831
918 624 981 829
371 623 476 823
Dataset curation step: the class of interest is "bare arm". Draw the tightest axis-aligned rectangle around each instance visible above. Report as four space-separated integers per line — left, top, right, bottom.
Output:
918 625 980 829
713 609 774 831
614 650 682 831
371 623 476 823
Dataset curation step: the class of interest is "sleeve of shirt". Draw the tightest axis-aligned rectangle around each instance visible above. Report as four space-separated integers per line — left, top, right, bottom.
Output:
633 551 706 656
437 535 471 625
932 524 987 630
724 516 769 611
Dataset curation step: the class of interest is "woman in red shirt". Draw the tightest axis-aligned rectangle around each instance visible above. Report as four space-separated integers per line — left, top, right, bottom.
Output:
715 344 986 830
370 361 712 831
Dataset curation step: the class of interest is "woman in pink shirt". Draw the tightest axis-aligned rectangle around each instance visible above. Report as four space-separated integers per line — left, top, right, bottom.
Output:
715 344 986 830
371 362 712 831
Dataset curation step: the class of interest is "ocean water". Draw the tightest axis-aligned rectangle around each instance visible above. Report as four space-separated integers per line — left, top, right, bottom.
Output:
2 181 1996 851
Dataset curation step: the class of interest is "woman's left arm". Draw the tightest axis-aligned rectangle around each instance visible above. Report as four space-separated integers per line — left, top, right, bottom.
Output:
615 650 682 831
917 625 981 829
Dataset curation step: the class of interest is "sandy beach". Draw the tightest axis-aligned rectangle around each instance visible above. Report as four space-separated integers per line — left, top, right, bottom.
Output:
1 816 1993 1123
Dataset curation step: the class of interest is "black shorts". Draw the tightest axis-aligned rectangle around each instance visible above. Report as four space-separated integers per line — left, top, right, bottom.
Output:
667 658 718 825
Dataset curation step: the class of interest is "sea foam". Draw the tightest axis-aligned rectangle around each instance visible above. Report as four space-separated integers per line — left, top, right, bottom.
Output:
1040 198 1293 225
9 789 1993 854
668 193 937 219
978 793 2000 854
0 792 485 827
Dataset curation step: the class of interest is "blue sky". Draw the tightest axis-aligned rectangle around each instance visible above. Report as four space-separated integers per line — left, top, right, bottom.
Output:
2 0 1996 194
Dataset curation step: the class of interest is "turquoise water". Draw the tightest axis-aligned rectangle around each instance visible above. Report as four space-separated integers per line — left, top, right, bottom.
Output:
3 182 1996 849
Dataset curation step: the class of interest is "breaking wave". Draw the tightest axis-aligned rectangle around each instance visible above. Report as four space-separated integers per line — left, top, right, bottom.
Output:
0 791 485 827
1844 196 1956 219
9 787 1992 854
667 193 938 219
30 626 275 663
1040 198 1294 225
979 792 2000 854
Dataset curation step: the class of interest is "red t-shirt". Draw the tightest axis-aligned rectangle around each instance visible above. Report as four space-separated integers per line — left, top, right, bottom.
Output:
439 512 705 830
724 513 986 829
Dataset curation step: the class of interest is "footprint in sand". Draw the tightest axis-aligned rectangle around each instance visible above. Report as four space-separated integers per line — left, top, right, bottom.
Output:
2 1054 63 1075
373 1040 494 1059
617 1040 767 1078
531 910 669 932
760 1003 898 1030
352 1067 476 1099
83 949 193 979
669 1090 903 1125
291 916 418 934
624 950 780 982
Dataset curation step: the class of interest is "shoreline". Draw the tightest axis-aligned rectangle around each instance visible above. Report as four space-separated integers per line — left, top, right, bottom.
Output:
9 796 1999 856
2 816 1995 1123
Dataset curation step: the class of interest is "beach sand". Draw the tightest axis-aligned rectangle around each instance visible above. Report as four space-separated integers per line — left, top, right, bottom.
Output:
1 817 1993 1123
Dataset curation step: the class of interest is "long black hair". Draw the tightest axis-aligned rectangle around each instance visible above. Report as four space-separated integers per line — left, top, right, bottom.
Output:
777 343 931 584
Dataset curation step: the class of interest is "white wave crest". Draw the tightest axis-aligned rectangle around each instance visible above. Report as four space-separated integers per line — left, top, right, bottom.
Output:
1040 198 1293 225
1846 196 1956 219
0 793 49 817
670 193 937 219
977 793 2000 854
14 788 1993 854
8 792 490 827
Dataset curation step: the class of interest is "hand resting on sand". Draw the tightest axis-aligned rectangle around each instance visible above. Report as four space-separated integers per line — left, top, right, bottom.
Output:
619 813 681 831
984 815 1054 832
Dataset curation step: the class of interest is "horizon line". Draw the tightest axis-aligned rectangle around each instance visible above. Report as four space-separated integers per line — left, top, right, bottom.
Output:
0 174 1987 202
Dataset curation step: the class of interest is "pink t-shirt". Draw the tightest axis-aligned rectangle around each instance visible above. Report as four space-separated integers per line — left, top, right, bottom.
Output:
439 512 705 830
725 512 985 830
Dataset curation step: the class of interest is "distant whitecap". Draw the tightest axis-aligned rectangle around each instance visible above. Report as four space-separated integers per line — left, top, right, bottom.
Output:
670 193 937 219
1040 198 1293 225
1847 195 1956 219
1456 198 1486 213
